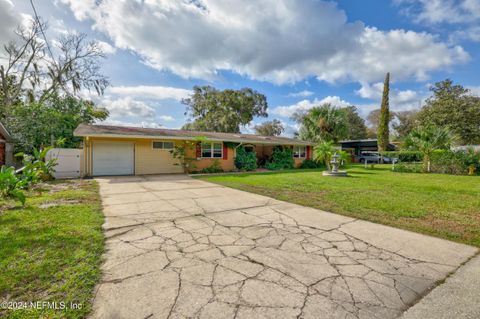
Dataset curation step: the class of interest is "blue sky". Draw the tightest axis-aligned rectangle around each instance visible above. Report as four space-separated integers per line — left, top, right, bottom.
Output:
2 0 480 135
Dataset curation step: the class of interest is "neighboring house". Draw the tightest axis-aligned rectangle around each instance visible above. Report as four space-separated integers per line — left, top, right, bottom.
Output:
0 122 14 167
74 124 313 176
340 139 397 161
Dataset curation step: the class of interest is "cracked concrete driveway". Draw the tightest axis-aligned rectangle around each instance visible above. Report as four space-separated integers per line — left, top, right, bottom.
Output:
91 175 478 319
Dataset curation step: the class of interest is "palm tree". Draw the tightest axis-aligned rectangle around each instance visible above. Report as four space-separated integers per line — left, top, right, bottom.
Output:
296 104 348 143
314 141 334 170
405 126 454 172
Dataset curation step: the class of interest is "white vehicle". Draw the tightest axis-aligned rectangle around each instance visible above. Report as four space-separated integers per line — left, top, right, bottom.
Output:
357 151 398 164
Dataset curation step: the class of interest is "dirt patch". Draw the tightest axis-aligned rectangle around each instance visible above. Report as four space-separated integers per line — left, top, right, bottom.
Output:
44 180 84 193
39 199 81 209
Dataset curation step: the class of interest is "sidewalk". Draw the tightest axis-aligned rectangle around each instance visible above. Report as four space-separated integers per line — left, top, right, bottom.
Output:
401 254 480 319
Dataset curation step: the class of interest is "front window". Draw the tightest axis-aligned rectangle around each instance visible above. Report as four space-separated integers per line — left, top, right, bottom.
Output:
202 142 223 158
293 145 306 158
152 141 174 150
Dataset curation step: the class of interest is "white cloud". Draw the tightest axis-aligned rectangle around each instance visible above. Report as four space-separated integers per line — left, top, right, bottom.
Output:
356 82 385 99
449 26 480 43
468 86 480 96
396 0 480 25
97 40 116 54
288 90 314 98
272 96 350 117
0 0 21 51
108 85 191 101
101 97 155 118
59 0 468 85
78 86 186 126
158 115 175 122
356 82 424 110
98 118 165 129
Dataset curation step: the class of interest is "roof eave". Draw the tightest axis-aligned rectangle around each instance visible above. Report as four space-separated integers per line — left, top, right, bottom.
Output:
74 133 313 145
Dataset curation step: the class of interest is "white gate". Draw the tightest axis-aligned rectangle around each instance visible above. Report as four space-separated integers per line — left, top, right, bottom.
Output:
46 148 82 179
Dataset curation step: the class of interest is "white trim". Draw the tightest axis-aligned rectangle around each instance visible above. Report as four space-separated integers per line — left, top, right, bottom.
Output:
201 142 223 159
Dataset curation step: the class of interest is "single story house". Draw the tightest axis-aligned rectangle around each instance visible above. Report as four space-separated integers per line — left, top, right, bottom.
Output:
0 122 14 167
74 124 314 176
340 139 397 159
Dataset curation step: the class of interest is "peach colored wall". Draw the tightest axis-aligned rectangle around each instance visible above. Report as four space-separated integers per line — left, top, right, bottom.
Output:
82 137 310 175
294 158 304 167
185 145 235 172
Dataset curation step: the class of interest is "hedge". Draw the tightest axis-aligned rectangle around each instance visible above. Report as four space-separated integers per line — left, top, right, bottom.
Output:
381 151 423 162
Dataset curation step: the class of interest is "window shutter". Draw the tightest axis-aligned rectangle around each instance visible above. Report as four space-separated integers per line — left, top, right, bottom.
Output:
196 143 201 158
223 143 228 160
306 146 311 160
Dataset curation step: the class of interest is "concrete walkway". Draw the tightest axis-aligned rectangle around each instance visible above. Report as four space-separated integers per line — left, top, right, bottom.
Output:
91 175 478 319
401 254 480 319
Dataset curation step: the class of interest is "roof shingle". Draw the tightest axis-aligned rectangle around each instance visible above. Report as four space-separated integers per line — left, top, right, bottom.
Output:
74 124 313 145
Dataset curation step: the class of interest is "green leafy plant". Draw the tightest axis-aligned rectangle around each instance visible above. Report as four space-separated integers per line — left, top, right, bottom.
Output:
337 150 351 167
16 146 57 186
200 160 224 174
265 146 294 170
430 149 480 175
377 72 390 152
404 126 454 172
234 146 257 171
224 141 240 149
313 141 334 170
380 151 423 162
299 159 322 169
170 137 208 173
295 104 348 143
393 162 424 173
0 166 26 205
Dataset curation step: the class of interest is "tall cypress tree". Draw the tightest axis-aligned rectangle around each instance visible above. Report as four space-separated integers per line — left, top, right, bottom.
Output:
377 72 390 152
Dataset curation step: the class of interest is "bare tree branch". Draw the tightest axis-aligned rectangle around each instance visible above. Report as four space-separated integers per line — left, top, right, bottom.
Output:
0 17 109 118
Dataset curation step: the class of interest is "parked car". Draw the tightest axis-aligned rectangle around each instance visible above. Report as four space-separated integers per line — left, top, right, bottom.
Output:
356 152 398 164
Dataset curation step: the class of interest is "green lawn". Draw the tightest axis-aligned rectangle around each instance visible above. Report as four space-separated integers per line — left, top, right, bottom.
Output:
198 164 480 247
0 180 104 319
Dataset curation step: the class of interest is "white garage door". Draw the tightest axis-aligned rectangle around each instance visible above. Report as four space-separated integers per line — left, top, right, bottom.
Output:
92 142 134 176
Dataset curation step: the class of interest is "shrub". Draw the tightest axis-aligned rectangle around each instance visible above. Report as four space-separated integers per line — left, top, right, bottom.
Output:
299 159 322 169
265 146 294 170
234 146 258 171
200 159 224 174
0 166 26 205
313 141 334 169
381 151 423 162
0 147 58 206
337 150 351 167
16 147 57 186
430 149 480 175
391 149 480 176
392 162 423 173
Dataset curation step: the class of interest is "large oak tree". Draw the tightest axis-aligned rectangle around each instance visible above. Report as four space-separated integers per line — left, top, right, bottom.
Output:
344 106 367 140
254 119 284 136
417 79 480 145
182 86 268 133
